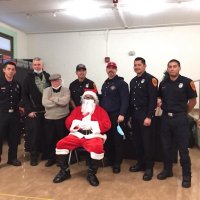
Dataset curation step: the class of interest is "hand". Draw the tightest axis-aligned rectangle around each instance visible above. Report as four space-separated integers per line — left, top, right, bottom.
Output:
117 115 124 123
143 117 151 126
28 112 37 118
79 121 92 130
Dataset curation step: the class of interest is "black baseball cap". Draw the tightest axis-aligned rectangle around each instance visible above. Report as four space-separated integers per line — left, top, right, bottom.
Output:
76 64 86 71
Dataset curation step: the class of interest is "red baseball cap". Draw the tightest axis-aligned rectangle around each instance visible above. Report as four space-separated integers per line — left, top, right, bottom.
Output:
106 62 117 69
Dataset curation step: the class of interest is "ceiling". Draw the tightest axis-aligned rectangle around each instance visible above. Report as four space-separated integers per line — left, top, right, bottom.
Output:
0 0 200 34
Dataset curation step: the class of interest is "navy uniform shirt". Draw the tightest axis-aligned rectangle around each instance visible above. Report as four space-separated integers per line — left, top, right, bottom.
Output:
0 76 21 111
130 71 158 118
100 75 129 116
69 78 96 106
158 75 197 113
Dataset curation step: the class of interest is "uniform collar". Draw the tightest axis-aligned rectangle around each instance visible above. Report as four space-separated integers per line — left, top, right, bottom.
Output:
137 71 146 79
169 75 181 83
106 75 118 82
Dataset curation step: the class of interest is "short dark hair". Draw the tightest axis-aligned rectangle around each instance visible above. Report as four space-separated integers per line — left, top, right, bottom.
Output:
168 59 180 67
2 61 16 69
134 57 146 65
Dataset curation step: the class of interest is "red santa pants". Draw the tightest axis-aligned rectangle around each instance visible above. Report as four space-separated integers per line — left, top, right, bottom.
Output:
56 135 104 160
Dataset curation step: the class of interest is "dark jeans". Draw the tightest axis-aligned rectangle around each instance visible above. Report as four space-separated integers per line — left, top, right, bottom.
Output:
161 113 191 176
25 113 46 159
0 111 20 160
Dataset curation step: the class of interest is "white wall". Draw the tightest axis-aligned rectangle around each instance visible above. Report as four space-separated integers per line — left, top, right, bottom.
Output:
27 25 200 92
0 21 27 58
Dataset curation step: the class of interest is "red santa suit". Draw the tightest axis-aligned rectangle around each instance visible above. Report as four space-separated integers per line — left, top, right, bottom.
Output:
56 105 111 160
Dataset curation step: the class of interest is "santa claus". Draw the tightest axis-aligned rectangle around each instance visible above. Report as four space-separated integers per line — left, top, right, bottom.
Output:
53 90 111 186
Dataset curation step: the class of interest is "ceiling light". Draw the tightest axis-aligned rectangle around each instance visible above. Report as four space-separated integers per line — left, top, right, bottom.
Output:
53 12 57 17
61 0 107 20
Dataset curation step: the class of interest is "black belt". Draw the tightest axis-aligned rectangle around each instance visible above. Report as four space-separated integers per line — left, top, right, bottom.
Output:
78 129 92 135
163 112 187 117
0 109 18 113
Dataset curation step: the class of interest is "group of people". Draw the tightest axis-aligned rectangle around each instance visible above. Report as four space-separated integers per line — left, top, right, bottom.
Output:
0 57 197 188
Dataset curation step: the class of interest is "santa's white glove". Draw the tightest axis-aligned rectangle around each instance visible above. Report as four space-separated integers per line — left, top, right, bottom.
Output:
79 121 92 130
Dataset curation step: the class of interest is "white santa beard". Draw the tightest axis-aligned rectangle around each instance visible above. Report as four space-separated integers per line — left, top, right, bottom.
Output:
81 99 96 115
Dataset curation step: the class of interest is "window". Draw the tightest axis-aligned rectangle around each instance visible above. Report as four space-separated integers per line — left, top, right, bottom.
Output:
0 32 14 59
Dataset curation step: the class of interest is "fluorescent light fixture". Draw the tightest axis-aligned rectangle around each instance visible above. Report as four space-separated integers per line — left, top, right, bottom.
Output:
122 0 169 16
61 0 107 20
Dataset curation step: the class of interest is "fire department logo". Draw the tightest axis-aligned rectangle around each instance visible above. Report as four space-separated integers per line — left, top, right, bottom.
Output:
152 78 158 87
178 83 183 88
190 81 196 91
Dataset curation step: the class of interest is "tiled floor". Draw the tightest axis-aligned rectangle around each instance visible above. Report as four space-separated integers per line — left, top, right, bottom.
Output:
0 143 199 200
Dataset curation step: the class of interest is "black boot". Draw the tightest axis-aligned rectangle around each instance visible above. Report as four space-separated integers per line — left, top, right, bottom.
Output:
53 155 71 183
182 176 191 188
86 158 100 186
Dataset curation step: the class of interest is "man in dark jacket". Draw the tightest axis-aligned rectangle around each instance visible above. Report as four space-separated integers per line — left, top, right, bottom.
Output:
23 57 50 166
69 64 97 109
100 62 129 173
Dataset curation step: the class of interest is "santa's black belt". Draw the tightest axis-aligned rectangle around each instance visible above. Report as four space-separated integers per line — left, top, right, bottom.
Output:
78 129 92 135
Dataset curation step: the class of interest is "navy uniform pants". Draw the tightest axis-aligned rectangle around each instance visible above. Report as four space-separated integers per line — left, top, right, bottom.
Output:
161 113 191 176
131 109 154 169
0 111 20 161
104 112 124 167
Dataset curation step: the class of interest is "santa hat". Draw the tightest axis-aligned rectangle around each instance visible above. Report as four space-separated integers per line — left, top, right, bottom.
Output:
81 89 99 104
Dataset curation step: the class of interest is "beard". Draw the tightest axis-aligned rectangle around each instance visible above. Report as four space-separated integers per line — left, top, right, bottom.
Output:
81 99 96 115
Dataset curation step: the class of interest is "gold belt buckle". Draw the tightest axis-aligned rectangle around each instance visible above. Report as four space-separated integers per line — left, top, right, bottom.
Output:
8 109 14 113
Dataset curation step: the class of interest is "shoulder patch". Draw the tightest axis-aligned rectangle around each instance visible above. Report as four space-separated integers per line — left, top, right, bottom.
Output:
152 78 158 87
190 81 196 91
93 83 97 89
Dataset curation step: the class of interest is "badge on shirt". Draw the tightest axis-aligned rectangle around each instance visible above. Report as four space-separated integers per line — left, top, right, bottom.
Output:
178 83 183 88
152 78 158 87
85 83 89 88
190 81 196 91
110 85 116 90
141 79 145 83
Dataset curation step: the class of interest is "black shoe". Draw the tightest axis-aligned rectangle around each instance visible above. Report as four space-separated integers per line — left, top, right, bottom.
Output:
113 166 121 174
129 163 145 172
87 173 99 186
157 170 173 180
143 169 153 181
30 159 38 166
45 159 56 167
182 176 191 188
53 169 71 183
7 159 21 166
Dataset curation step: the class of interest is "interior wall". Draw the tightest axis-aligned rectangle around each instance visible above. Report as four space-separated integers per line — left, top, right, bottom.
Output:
0 21 27 58
27 25 200 92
